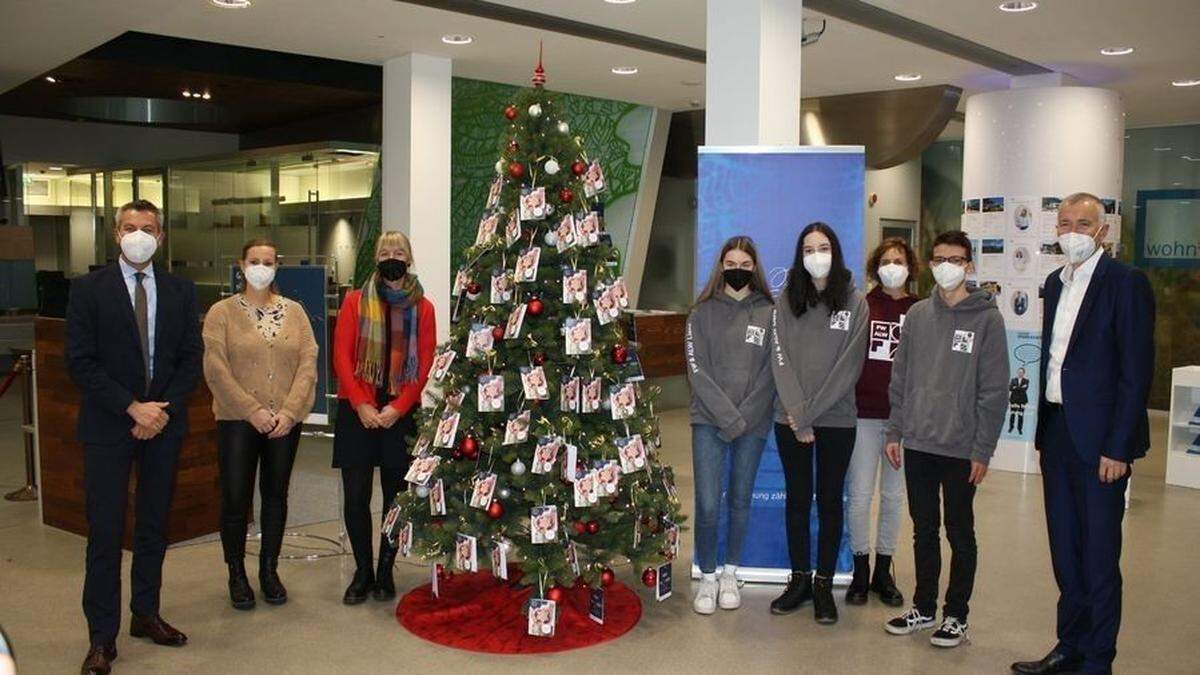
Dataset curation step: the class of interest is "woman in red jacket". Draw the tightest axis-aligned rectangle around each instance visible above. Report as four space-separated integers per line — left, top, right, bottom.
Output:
333 231 435 605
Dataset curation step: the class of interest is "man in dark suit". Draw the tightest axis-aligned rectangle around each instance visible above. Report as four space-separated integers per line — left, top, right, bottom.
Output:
1012 193 1155 675
66 199 202 675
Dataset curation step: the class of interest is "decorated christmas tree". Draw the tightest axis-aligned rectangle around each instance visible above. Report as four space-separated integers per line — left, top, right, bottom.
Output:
386 52 684 613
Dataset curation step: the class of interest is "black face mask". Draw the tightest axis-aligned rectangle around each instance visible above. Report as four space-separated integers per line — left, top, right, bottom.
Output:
723 268 753 291
378 258 408 281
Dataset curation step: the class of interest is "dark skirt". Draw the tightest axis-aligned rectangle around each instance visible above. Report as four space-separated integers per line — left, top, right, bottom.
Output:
1010 389 1029 406
331 398 416 470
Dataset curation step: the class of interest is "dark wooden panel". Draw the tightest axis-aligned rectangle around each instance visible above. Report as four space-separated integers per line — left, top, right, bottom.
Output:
36 317 221 549
631 312 687 379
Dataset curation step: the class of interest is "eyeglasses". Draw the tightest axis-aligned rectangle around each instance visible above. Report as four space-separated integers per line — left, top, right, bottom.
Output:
930 256 969 266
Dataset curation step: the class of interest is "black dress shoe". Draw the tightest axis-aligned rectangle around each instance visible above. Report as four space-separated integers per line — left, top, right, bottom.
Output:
343 568 375 605
81 643 115 675
259 557 288 605
1011 649 1084 674
845 554 869 605
769 571 812 615
373 536 398 601
228 561 256 610
812 575 838 624
129 614 188 646
870 553 904 607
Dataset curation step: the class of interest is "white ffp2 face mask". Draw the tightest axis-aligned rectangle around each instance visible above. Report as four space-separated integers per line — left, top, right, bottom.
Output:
243 264 276 291
878 263 909 290
932 261 966 291
803 252 833 279
1058 231 1099 264
119 230 158 265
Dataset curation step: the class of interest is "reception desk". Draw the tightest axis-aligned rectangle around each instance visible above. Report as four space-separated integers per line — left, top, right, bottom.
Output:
34 317 221 548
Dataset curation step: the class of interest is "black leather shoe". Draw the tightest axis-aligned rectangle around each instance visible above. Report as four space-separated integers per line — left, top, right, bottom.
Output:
228 561 256 610
343 568 375 605
846 554 869 605
129 614 187 646
769 571 812 615
373 536 398 601
259 557 288 605
80 643 116 675
870 553 904 607
812 575 838 624
1011 649 1084 674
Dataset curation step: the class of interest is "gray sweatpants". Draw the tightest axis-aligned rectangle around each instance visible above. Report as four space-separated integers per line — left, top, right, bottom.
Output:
846 418 906 555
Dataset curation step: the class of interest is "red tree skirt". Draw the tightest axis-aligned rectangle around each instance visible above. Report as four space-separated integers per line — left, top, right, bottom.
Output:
396 569 642 654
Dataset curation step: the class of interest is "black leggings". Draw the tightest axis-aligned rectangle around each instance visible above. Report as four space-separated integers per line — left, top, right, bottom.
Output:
218 421 302 563
775 424 856 577
341 467 405 572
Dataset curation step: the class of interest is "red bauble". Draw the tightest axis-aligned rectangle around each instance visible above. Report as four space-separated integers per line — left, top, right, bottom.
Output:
492 325 506 341
611 344 629 364
508 162 525 179
573 520 587 535
465 281 482 296
504 105 518 120
586 520 600 535
571 160 587 176
546 585 566 603
527 297 544 316
558 187 574 204
641 568 657 587
600 568 616 587
460 434 478 459
486 500 505 519
531 352 546 366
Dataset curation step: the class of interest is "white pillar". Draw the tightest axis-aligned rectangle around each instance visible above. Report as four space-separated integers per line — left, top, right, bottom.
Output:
705 0 803 146
382 53 452 340
962 85 1124 474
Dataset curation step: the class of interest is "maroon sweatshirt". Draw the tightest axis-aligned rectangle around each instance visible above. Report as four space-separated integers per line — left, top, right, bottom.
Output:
855 285 920 419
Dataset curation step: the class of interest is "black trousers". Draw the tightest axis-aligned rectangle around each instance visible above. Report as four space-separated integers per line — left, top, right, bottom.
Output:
905 448 977 620
83 435 181 645
217 421 302 563
341 467 405 572
775 424 855 577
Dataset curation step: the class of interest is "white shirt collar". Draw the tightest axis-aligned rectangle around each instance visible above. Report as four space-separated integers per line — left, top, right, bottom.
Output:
1059 247 1103 285
119 257 155 280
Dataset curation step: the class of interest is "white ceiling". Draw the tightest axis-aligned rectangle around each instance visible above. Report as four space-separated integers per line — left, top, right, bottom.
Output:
0 0 1197 128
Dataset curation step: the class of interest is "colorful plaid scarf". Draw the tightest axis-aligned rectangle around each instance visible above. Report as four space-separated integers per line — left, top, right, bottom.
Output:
354 272 423 395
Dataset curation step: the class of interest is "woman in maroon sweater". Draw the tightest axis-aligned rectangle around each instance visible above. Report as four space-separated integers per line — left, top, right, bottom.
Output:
846 238 921 606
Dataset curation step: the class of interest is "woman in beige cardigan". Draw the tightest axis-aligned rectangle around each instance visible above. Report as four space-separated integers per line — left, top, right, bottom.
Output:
203 239 318 610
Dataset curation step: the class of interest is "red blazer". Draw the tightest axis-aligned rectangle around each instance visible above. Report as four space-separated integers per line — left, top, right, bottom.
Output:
333 289 436 415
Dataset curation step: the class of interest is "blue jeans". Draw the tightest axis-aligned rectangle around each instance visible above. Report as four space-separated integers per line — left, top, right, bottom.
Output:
691 424 767 574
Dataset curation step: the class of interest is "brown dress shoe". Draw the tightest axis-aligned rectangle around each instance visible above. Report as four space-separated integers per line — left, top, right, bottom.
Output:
80 643 116 675
129 614 187 646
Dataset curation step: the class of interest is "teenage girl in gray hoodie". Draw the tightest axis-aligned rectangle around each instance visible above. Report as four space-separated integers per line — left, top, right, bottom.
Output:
769 222 869 625
685 236 775 616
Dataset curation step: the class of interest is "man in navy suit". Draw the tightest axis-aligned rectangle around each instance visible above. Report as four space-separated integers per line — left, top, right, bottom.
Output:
1012 193 1155 675
66 200 202 675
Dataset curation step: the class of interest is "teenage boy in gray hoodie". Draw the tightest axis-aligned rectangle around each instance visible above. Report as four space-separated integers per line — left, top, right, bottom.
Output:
882 230 1008 649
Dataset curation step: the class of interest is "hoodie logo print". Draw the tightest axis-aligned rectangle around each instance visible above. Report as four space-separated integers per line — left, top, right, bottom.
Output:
745 325 765 346
952 329 975 354
829 310 851 331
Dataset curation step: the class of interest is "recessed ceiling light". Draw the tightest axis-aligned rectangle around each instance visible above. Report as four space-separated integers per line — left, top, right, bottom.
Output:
894 73 922 82
441 34 473 45
211 0 252 7
1153 147 1173 151
605 0 638 4
44 76 57 83
1100 47 1134 56
201 91 212 100
182 89 192 97
1182 155 1200 162
998 1 1038 12
48 166 63 171
1172 78 1200 87
611 66 638 75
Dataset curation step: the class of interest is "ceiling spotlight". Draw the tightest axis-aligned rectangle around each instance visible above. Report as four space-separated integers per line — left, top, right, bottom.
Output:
1100 47 1134 56
894 73 922 82
1153 147 1173 151
44 76 58 83
605 0 638 4
182 89 192 97
211 0 252 7
1172 78 1200 87
441 34 473 45
201 91 212 100
998 2 1038 12
48 166 63 171
611 66 638 75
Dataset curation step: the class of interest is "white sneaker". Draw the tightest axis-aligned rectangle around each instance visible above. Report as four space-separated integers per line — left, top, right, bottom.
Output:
717 569 741 610
693 577 718 615
930 616 969 648
884 607 937 635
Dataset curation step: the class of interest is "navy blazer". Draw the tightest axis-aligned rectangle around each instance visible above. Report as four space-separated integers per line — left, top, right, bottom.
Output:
65 262 203 445
1035 253 1155 463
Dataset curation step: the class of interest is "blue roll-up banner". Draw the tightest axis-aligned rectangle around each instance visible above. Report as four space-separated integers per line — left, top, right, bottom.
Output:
693 146 866 583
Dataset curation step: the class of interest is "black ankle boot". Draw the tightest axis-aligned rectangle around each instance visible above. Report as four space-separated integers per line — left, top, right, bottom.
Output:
769 571 812 615
259 557 288 605
846 554 870 605
813 575 838 624
373 536 398 601
870 553 904 607
343 567 375 605
228 561 256 610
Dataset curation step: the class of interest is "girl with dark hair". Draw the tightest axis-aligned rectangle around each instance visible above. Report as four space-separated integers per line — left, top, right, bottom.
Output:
685 236 775 615
769 222 869 625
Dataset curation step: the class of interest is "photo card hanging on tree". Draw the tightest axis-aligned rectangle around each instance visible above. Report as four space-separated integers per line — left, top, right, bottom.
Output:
563 442 579 483
504 212 521 248
574 468 599 507
520 365 550 400
433 411 461 448
382 503 401 545
405 452 441 486
609 382 637 419
397 521 413 557
475 212 500 246
564 539 581 577
610 276 630 309
594 283 619 326
485 176 503 210
583 160 607 198
503 409 531 445
519 186 548 221
581 376 603 413
504 303 527 340
410 433 431 457
455 533 478 573
515 246 541 283
431 348 456 381
469 471 498 509
595 459 621 496
444 388 466 413
477 374 505 413
490 268 513 305
663 520 680 560
562 266 588 305
452 269 470 298
554 214 578 253
564 317 592 355
531 435 561 474
428 478 446 516
655 562 673 602
589 587 605 625
560 375 580 412
530 505 559 544
577 211 602 247
491 539 509 580
528 598 557 637
466 323 495 359
616 434 648 474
